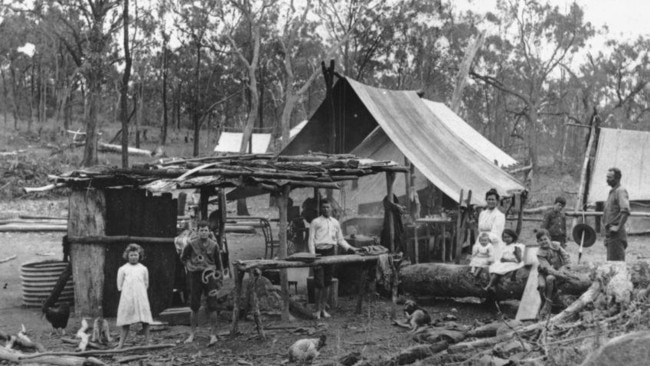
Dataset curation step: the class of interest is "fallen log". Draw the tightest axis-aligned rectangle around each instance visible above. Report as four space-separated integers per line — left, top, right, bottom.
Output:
19 343 175 358
98 142 152 157
19 214 67 220
0 224 67 232
400 263 592 300
0 219 67 225
23 183 66 193
448 281 602 354
0 255 17 264
0 348 106 365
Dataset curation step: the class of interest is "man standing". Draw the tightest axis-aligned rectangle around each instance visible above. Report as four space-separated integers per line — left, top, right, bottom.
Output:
308 200 357 319
603 167 631 261
181 220 222 346
541 196 568 247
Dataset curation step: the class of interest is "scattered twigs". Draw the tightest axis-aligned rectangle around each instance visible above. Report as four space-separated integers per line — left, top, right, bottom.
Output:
61 337 107 350
0 255 17 264
19 343 175 359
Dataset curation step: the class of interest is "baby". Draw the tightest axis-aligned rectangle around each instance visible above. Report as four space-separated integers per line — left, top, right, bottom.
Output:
469 233 494 278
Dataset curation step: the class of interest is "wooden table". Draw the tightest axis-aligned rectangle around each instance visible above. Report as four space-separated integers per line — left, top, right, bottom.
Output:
230 254 385 338
412 217 455 263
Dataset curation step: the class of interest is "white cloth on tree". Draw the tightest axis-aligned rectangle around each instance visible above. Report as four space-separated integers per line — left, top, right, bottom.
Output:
489 243 525 275
116 263 153 326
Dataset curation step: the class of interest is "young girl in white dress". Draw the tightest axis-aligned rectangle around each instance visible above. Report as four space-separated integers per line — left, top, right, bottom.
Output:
116 243 153 348
469 233 494 277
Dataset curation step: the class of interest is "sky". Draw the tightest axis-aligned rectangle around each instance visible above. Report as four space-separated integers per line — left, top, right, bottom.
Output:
457 0 650 40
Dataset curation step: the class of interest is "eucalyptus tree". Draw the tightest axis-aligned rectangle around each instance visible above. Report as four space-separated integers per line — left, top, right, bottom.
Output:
470 0 594 173
26 0 124 166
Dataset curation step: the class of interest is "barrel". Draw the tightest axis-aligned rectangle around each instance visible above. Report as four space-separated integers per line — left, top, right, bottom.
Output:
21 260 74 308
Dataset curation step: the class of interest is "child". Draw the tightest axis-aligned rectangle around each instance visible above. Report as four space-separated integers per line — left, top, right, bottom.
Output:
484 229 525 291
116 243 153 348
469 233 494 278
181 220 222 345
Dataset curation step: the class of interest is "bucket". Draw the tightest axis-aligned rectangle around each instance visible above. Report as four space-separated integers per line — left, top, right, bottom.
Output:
21 260 74 308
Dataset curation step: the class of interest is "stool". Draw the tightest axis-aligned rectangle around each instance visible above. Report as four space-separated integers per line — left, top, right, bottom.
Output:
306 277 338 308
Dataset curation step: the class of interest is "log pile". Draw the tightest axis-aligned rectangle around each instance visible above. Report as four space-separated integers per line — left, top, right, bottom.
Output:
49 153 407 193
320 261 650 365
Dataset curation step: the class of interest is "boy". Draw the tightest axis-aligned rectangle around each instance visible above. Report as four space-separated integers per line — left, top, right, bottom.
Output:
536 229 573 317
180 220 222 346
541 196 568 247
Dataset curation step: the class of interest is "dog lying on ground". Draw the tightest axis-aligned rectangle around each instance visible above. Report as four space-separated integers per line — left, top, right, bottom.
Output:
391 300 431 333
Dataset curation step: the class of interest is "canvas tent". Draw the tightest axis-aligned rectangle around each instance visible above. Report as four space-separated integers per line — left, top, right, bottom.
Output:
214 132 272 154
587 127 650 233
229 77 524 206
423 101 517 168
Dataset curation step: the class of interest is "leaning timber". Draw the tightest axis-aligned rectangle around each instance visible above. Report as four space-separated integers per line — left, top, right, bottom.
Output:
399 261 650 300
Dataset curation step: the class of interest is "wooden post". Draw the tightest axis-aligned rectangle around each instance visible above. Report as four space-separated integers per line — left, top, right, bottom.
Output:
250 269 266 339
68 189 106 318
356 264 369 314
515 192 526 237
386 172 396 252
454 190 464 264
572 119 598 232
218 189 229 274
230 267 244 335
278 185 291 321
199 187 210 220
404 157 412 216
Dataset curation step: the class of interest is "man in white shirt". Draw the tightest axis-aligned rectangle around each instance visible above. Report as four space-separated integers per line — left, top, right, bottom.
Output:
308 200 358 319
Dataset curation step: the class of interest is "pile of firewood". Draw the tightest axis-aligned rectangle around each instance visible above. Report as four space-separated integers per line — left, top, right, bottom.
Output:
316 261 650 366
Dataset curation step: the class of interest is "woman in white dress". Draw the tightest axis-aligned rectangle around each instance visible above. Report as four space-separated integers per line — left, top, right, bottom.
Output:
484 229 525 291
116 243 153 348
477 188 506 260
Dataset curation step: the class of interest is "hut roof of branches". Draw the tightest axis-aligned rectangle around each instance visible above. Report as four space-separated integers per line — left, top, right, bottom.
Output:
50 153 407 193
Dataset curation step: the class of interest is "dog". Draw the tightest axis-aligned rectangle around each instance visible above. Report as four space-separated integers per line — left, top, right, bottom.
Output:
392 300 431 333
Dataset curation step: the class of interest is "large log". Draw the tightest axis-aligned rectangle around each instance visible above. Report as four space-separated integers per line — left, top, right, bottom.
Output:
401 261 650 300
400 262 592 301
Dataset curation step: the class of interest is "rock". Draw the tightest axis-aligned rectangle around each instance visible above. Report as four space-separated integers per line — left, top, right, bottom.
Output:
581 331 650 366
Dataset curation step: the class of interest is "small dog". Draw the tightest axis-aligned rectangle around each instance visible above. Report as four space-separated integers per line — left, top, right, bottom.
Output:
392 300 431 333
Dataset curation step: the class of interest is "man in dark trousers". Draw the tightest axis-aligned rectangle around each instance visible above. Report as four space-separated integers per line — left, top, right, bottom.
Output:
308 200 358 319
603 167 631 261
181 220 222 346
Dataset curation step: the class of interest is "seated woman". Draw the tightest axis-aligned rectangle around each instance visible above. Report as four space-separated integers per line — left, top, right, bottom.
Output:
484 229 525 292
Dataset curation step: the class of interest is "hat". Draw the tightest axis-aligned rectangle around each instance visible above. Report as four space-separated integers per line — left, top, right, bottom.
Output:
502 228 518 242
572 223 597 248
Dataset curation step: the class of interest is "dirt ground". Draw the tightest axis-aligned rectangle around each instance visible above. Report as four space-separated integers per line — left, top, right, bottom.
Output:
1 199 649 365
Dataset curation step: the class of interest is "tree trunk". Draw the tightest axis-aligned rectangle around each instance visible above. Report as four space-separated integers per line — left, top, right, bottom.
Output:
451 31 486 113
400 263 594 301
10 64 20 128
280 94 297 147
160 45 168 146
526 106 539 172
192 42 202 157
119 0 132 168
136 82 143 148
1 69 8 126
82 15 109 167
